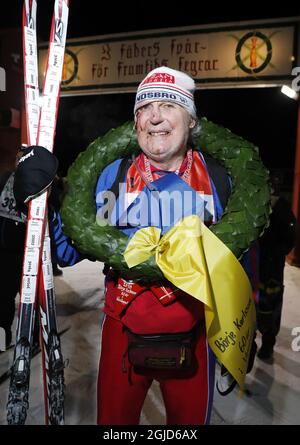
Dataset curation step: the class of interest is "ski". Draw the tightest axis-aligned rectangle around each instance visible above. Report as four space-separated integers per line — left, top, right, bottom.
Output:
38 224 66 425
0 327 69 386
6 0 69 425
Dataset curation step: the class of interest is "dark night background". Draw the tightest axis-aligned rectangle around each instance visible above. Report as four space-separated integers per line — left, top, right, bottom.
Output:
1 1 300 194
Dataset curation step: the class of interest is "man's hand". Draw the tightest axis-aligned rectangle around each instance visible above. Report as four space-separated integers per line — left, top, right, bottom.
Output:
13 146 58 204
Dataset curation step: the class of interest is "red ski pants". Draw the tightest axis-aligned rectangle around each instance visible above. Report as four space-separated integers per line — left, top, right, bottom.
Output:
97 316 215 425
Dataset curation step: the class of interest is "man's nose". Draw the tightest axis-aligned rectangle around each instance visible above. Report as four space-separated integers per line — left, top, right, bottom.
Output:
150 105 163 123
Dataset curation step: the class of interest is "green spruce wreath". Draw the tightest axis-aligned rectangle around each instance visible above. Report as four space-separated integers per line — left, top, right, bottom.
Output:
60 118 271 282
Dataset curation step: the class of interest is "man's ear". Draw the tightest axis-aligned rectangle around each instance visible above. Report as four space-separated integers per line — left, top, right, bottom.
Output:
189 118 196 129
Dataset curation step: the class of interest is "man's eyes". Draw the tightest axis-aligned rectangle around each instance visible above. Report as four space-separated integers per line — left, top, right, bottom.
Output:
139 102 175 114
139 104 152 113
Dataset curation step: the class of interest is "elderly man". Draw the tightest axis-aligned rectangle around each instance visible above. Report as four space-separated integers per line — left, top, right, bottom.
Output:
14 67 233 425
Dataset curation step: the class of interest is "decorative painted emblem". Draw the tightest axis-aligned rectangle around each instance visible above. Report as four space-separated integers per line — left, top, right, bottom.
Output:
231 31 275 74
61 48 79 85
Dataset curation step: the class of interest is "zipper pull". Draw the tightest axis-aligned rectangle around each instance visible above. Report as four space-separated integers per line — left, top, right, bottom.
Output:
180 347 186 365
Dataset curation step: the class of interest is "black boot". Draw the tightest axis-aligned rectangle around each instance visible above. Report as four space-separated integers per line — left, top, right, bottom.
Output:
257 343 274 360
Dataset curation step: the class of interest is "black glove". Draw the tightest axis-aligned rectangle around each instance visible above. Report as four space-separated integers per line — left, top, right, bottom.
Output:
13 146 58 205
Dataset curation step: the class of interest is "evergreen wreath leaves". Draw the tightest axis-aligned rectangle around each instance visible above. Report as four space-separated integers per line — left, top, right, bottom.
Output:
60 118 271 282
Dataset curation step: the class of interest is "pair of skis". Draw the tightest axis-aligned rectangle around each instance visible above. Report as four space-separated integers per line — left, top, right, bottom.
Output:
6 0 70 425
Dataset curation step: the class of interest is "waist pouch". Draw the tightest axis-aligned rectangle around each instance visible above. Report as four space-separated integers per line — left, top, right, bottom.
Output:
126 327 199 370
121 287 204 334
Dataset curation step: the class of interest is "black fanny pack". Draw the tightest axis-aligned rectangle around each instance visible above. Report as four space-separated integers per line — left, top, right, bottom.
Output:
126 325 202 370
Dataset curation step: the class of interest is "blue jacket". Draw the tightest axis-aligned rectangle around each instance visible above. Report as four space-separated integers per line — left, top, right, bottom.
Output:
51 155 228 267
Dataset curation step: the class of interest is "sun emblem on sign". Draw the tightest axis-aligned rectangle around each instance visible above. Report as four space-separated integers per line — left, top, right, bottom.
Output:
61 48 81 86
229 31 277 75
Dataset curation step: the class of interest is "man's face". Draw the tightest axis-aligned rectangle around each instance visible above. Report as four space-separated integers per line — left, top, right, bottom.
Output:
135 101 195 164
